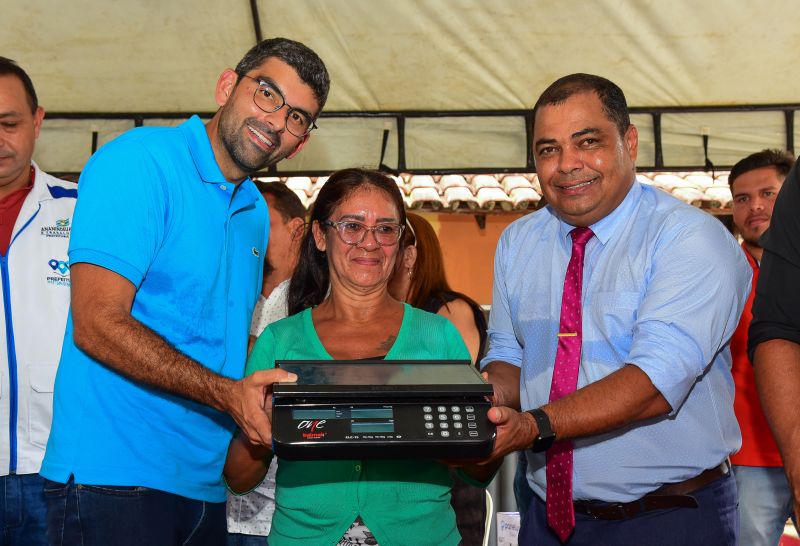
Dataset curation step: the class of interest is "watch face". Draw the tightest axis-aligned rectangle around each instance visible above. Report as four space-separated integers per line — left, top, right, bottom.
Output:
533 433 555 452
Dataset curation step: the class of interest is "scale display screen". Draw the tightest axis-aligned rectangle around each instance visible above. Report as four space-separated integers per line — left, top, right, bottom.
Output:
292 409 338 420
352 408 393 418
351 422 395 433
291 406 394 420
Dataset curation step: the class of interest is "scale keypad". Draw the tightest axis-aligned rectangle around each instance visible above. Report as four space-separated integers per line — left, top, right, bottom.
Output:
422 404 480 439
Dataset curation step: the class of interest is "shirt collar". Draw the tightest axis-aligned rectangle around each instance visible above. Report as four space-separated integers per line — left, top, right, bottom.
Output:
556 177 642 246
179 115 234 185
740 242 760 270
29 161 50 202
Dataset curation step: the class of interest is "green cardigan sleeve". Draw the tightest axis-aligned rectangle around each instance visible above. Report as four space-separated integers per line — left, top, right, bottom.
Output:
246 324 278 374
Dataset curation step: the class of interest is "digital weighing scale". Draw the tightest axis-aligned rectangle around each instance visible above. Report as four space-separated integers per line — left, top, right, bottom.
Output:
271 360 495 460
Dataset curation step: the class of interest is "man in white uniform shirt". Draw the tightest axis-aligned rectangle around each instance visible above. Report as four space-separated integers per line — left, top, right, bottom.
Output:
0 57 77 546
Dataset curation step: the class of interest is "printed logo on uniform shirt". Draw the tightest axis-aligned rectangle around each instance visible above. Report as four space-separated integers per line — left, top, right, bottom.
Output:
47 258 71 286
252 247 259 257
41 218 71 238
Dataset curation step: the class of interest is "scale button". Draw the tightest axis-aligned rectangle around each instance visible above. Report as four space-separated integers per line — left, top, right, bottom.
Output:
453 422 463 429
439 422 449 429
468 422 477 429
437 405 447 413
438 414 448 421
452 414 462 421
355 464 362 472
469 431 479 437
451 405 460 412
423 406 432 412
426 431 435 437
440 430 450 438
465 406 475 412
467 414 476 421
425 423 434 430
424 414 433 421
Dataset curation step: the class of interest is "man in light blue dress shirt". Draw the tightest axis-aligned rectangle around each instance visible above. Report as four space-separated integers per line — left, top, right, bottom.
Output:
479 74 751 545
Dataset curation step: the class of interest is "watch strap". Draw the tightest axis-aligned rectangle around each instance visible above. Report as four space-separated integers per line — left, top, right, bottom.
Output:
527 407 555 452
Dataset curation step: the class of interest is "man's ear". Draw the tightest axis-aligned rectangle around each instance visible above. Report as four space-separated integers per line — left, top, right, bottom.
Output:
625 124 639 164
286 134 310 160
214 69 239 108
288 216 305 241
33 106 44 139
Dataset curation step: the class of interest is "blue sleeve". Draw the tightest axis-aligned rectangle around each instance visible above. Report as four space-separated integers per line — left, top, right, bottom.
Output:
68 138 166 287
627 214 752 412
480 229 522 370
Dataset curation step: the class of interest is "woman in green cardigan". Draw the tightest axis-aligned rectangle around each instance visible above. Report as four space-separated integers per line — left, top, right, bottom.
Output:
225 168 477 546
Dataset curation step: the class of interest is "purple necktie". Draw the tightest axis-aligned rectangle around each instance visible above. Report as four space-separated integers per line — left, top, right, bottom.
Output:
546 227 594 543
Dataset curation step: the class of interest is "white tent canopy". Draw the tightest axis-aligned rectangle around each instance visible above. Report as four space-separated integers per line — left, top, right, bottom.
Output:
4 0 799 174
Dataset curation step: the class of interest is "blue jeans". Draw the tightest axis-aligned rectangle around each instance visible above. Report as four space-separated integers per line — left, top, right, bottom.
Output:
734 465 795 546
0 473 48 546
518 470 739 546
226 532 268 546
43 477 226 546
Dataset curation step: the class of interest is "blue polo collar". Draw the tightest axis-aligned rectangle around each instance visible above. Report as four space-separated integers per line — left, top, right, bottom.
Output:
179 115 229 185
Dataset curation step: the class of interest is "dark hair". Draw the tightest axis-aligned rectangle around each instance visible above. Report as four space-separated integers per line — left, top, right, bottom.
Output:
729 149 795 190
399 212 487 364
533 73 630 138
401 212 482 310
0 57 38 113
255 181 305 222
287 168 406 315
235 37 330 112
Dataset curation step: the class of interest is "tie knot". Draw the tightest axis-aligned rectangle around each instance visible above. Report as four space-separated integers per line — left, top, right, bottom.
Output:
570 227 594 247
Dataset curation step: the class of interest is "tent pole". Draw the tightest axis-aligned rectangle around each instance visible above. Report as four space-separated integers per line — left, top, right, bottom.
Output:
249 0 263 43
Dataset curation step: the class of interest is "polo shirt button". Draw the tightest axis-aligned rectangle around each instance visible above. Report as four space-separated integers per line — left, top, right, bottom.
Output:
354 464 361 472
219 184 227 191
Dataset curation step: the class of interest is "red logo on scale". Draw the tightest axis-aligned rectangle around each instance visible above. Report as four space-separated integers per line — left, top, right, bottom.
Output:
298 419 327 439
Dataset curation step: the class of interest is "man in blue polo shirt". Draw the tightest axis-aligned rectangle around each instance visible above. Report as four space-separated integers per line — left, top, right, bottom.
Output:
41 38 329 545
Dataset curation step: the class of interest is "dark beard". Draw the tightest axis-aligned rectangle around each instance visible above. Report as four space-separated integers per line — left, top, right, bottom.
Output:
218 110 283 175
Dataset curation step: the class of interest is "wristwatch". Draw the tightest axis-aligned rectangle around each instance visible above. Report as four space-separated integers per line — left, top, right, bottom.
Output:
526 408 556 452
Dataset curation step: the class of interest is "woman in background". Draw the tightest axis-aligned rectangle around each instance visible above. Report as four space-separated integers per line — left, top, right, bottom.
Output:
388 212 487 365
388 211 488 545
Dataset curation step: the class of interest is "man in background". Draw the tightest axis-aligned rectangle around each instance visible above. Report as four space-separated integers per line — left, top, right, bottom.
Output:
728 149 794 546
750 155 800 531
227 181 304 545
246 182 305 352
0 57 77 546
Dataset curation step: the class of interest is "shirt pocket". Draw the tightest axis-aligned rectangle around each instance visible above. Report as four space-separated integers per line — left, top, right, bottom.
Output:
28 365 58 449
585 291 640 366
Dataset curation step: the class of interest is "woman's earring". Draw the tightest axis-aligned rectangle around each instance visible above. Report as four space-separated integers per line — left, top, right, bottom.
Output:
407 267 413 279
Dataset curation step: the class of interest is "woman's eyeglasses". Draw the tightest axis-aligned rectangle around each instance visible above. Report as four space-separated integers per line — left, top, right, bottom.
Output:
322 220 405 246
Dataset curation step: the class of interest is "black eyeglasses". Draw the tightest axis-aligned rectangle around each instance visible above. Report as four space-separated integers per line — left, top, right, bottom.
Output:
239 74 317 137
322 220 405 246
